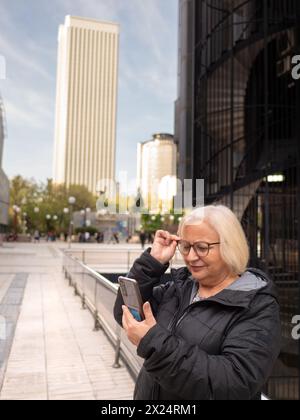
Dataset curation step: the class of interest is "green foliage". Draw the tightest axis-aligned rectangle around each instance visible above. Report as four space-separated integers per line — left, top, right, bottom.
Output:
75 226 98 235
9 176 97 235
141 211 183 234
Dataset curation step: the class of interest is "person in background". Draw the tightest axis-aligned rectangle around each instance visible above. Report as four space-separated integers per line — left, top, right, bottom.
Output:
33 230 40 243
139 231 146 249
84 231 90 243
113 232 119 244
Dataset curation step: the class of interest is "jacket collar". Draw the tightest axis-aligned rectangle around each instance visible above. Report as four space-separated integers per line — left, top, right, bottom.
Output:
171 267 277 310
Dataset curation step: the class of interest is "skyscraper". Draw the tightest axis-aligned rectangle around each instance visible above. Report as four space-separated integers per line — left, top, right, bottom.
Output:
53 16 119 193
137 133 177 211
176 0 300 400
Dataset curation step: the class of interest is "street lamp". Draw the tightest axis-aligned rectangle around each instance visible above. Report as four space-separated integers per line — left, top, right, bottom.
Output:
68 197 76 248
80 209 86 227
33 207 40 233
22 212 28 235
62 208 69 242
12 205 21 237
45 214 51 241
80 207 92 227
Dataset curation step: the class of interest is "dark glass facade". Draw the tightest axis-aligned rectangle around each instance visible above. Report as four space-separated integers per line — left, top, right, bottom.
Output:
176 0 300 400
0 96 9 234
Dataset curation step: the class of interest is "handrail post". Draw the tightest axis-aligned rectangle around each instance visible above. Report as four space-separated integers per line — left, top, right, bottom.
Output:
74 283 78 296
113 338 121 369
93 279 102 331
81 294 86 309
93 310 102 331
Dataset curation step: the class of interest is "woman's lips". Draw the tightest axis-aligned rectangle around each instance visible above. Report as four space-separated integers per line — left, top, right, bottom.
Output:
190 265 206 271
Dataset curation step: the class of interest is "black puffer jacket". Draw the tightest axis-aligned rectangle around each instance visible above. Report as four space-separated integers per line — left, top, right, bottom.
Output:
114 249 281 400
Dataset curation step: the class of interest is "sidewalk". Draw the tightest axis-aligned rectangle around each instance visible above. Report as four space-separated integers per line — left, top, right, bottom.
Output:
0 243 135 400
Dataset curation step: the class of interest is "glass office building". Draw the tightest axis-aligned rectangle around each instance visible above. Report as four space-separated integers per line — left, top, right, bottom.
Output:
0 95 9 235
176 0 300 400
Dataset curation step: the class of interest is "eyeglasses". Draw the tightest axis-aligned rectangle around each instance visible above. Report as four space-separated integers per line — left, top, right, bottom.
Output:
177 240 220 257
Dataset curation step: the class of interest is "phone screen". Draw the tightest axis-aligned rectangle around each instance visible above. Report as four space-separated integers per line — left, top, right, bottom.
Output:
118 277 144 321
128 308 142 322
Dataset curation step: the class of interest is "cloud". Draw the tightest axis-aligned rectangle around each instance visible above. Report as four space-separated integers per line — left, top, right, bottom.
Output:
0 0 178 184
0 35 54 82
4 92 53 131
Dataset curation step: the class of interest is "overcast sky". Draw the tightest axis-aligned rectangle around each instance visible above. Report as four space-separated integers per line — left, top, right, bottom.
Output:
0 0 178 188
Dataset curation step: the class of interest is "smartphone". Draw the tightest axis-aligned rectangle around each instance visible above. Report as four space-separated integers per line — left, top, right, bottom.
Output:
118 276 145 321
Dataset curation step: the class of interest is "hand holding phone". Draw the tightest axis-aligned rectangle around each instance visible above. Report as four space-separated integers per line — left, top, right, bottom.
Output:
118 276 145 321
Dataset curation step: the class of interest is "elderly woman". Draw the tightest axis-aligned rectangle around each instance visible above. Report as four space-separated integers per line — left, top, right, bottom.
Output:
114 205 281 400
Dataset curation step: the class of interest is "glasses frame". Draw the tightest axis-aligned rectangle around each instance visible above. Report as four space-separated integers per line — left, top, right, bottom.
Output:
177 240 221 257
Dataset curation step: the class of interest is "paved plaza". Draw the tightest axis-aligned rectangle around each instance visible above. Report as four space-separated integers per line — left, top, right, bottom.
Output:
0 242 135 400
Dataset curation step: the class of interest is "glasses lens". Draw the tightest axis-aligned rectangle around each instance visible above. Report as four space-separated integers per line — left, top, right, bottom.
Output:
194 242 209 256
178 241 191 255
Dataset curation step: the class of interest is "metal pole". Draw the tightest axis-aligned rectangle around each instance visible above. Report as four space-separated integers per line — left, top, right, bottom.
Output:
113 338 121 369
263 1 270 272
68 204 73 249
295 44 300 402
127 251 130 272
230 0 235 210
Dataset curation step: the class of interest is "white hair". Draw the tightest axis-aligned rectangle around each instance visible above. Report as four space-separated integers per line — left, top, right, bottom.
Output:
178 205 250 275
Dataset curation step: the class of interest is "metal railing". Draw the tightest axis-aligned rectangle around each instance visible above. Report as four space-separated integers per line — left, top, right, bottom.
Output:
62 249 270 400
65 248 185 272
62 250 143 379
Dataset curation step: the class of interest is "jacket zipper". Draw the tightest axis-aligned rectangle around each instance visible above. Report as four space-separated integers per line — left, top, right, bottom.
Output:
166 272 185 332
167 286 191 332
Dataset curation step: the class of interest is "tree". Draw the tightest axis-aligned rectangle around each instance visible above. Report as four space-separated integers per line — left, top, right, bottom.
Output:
8 176 98 236
140 211 183 235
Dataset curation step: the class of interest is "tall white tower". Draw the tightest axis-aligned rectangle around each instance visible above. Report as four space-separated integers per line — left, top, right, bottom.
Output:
137 134 177 211
53 16 119 193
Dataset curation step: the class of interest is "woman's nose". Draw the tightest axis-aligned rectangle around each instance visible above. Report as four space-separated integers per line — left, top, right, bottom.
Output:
186 246 200 262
